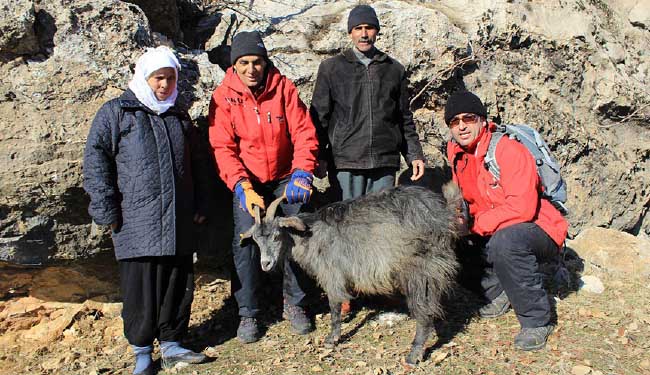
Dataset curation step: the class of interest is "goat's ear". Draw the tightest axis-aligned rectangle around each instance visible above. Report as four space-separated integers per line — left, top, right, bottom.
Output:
277 217 306 232
239 226 255 245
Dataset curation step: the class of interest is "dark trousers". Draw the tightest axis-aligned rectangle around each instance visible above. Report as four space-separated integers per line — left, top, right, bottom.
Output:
456 222 559 328
335 168 396 200
231 179 313 318
119 255 194 347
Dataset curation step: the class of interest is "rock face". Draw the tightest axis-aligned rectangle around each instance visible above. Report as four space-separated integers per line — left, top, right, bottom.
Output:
0 0 649 263
0 0 40 55
123 0 181 40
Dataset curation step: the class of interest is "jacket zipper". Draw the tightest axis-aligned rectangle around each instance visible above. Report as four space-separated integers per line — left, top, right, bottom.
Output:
366 65 374 164
254 107 260 125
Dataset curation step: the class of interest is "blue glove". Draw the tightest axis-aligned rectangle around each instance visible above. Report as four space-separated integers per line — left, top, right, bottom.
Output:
284 170 313 204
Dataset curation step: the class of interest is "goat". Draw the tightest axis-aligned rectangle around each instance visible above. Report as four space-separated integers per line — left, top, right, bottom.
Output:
240 184 460 364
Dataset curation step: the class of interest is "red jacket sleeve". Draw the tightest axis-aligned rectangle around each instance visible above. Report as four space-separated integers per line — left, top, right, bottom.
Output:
208 89 248 191
472 139 540 235
283 79 318 173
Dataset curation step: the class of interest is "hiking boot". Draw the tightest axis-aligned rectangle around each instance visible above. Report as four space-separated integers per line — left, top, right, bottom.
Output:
479 290 511 318
283 303 314 335
514 325 555 351
237 317 260 343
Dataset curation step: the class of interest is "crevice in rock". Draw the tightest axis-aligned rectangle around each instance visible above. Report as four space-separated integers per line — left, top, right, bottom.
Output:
34 9 56 59
596 102 632 120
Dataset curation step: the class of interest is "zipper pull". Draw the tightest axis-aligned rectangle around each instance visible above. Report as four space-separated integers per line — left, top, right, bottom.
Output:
267 112 271 124
253 107 260 125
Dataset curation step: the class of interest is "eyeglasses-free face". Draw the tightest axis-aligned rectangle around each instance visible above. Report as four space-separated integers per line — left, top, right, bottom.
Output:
448 113 485 148
234 55 267 88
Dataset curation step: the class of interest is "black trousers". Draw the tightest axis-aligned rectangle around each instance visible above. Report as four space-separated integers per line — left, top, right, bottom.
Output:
119 255 194 347
231 179 313 318
456 222 559 328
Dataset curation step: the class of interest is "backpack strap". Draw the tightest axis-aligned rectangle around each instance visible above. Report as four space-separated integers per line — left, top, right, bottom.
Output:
484 128 506 180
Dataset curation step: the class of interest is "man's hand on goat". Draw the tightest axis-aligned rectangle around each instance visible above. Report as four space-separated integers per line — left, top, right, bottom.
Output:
410 159 425 181
235 179 266 216
456 200 471 236
285 169 313 204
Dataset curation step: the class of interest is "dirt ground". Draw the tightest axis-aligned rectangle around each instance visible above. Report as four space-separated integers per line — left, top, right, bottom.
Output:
1 250 649 375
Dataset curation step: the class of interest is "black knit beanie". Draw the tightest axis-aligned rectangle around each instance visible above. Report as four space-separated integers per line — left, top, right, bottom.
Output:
444 91 488 125
230 31 267 65
347 5 380 33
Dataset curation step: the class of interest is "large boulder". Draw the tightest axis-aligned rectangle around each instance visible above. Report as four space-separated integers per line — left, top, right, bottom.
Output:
568 227 650 278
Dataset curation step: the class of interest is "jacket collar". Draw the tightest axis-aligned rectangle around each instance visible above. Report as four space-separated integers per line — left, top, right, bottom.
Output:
342 48 389 64
119 89 184 116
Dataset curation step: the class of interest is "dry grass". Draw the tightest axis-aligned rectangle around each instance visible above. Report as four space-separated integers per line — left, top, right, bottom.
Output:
1 257 649 375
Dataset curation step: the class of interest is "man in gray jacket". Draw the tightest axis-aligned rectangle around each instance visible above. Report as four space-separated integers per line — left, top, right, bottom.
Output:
310 4 425 201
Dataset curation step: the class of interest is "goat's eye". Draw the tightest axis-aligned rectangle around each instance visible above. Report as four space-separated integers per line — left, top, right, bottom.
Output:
273 233 281 241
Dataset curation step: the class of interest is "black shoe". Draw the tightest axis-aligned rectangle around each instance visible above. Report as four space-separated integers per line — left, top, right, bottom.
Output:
161 350 207 369
479 291 511 318
283 303 314 335
237 317 260 343
134 362 154 375
514 325 555 351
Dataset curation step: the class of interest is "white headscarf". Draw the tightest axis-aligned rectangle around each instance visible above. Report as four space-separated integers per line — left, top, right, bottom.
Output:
128 46 181 114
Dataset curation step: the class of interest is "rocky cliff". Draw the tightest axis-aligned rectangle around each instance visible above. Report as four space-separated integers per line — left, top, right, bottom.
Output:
1 0 648 263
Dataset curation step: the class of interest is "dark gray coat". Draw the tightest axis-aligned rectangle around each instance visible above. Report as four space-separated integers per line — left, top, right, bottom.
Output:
310 49 424 170
83 89 211 260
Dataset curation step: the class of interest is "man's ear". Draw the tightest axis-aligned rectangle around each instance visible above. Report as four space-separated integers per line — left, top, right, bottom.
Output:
277 217 306 232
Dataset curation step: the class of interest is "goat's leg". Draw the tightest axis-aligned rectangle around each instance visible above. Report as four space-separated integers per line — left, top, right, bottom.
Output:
324 301 342 348
406 316 434 365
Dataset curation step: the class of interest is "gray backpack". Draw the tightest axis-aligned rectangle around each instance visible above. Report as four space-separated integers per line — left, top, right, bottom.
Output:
485 124 569 215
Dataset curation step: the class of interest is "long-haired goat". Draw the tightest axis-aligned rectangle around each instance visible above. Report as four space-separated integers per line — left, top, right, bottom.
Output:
241 184 460 364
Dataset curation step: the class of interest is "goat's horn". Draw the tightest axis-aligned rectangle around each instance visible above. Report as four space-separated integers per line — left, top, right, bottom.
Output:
254 205 261 225
265 195 285 222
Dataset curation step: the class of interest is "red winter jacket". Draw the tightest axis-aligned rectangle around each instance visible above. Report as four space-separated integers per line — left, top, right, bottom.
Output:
446 123 568 246
209 66 318 190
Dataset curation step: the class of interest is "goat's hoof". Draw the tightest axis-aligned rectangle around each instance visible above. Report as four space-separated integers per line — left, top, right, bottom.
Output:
405 346 424 365
324 335 339 348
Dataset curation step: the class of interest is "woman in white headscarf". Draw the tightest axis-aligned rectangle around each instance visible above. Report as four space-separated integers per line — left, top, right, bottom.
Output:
83 46 210 375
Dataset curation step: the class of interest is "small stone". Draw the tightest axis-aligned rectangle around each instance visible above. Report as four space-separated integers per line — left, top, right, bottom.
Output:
579 275 605 294
432 351 449 364
571 365 592 375
640 359 650 369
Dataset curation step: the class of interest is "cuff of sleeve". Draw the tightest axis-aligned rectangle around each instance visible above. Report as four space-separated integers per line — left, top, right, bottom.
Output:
230 176 249 192
93 211 119 226
471 213 490 236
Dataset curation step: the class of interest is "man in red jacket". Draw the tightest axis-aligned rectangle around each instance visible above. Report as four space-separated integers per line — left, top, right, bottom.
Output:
209 31 319 343
445 91 568 351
